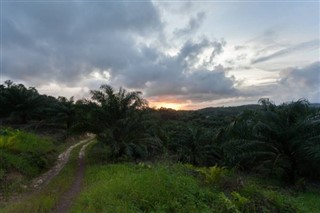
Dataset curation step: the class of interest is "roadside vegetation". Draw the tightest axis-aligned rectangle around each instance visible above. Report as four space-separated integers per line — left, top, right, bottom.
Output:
71 162 320 213
1 80 320 212
0 140 92 213
0 128 56 196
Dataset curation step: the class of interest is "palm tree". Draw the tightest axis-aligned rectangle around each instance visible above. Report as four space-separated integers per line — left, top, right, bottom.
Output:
169 125 220 166
101 111 162 160
45 96 76 134
75 84 161 160
0 80 44 124
90 85 147 121
222 99 320 183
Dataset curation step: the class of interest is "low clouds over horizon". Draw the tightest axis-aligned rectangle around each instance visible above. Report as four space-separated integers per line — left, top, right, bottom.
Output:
2 1 319 108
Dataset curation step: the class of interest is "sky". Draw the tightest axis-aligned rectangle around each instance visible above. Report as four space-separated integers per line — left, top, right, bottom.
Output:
1 0 319 110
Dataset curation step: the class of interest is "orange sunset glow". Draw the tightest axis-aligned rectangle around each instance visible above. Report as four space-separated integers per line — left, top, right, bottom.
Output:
149 101 185 110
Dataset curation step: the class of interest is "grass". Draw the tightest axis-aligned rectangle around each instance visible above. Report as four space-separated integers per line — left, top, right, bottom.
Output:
0 128 56 196
0 128 55 176
71 159 320 213
71 163 216 213
2 135 319 213
295 191 320 213
0 141 84 213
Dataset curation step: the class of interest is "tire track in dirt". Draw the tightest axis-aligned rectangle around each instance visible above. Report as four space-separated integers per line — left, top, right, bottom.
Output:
53 140 94 213
32 137 94 189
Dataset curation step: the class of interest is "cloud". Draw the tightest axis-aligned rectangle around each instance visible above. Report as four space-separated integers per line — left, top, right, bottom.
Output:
3 1 162 85
2 2 237 104
244 62 320 103
279 61 319 89
174 12 206 37
107 38 236 103
251 39 319 64
5 1 317 108
278 61 320 102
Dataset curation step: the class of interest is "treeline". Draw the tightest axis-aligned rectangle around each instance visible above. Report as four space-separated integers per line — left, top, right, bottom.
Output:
0 80 84 139
1 80 320 185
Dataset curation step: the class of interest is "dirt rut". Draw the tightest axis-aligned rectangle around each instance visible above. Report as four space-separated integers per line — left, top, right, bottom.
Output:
52 140 94 213
32 137 93 189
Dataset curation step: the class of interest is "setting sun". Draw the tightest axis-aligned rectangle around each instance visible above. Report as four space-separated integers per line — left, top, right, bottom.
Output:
149 102 184 110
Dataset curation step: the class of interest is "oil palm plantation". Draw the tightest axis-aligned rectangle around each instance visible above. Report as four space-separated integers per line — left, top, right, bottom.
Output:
45 96 77 135
169 125 220 166
222 99 320 183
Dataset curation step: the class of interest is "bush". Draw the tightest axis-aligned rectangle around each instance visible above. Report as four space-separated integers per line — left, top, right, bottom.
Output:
240 183 298 212
0 128 55 178
196 166 228 185
86 141 111 163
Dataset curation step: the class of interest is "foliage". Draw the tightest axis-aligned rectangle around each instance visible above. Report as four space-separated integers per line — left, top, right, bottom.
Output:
71 163 216 213
220 98 320 183
0 128 55 192
45 96 77 133
195 165 228 186
239 183 298 212
166 124 221 166
71 162 304 213
1 80 320 193
295 191 320 212
185 164 309 212
74 85 163 161
0 80 86 138
0 81 44 124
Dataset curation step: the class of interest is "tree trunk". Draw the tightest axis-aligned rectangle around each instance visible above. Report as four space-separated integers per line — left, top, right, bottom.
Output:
20 111 27 124
286 156 297 185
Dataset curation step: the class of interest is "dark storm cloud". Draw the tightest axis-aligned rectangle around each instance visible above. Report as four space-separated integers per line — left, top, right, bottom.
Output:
3 1 237 103
174 12 206 37
251 39 319 64
107 37 233 95
3 1 162 84
130 39 237 102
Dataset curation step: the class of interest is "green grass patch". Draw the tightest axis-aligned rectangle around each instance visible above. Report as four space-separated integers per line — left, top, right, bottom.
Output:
0 128 55 176
295 191 320 213
0 128 56 194
0 142 84 213
72 161 320 213
71 163 216 213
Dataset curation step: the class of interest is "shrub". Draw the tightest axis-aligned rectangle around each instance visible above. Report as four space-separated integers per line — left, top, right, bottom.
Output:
240 183 298 212
196 165 228 185
0 128 55 178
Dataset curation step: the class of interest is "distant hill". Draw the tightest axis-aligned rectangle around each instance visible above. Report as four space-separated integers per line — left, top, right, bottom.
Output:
196 104 261 116
310 103 320 108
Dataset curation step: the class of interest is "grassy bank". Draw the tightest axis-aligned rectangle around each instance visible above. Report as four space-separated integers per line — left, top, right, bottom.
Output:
0 128 56 195
71 162 320 213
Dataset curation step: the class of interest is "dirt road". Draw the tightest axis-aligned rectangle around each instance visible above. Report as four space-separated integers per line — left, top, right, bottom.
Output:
52 139 94 213
32 137 93 189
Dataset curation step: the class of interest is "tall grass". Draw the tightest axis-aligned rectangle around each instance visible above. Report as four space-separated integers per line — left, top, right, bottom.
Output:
71 163 216 213
72 161 320 213
0 128 55 194
0 128 55 176
295 191 320 213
